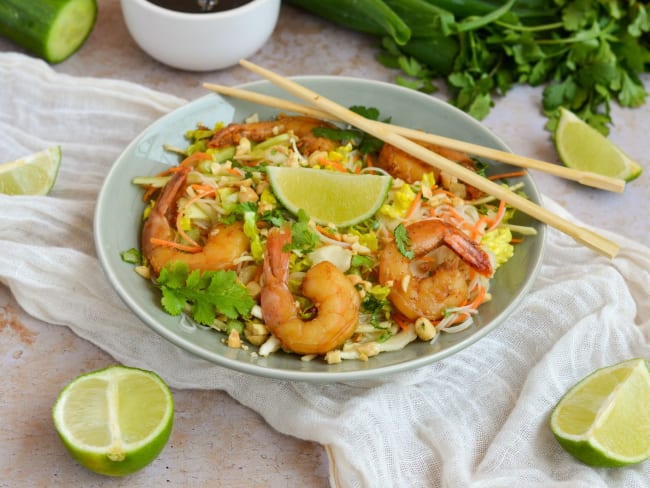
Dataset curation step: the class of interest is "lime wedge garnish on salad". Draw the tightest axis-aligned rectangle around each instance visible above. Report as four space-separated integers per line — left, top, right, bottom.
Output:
0 146 62 195
52 365 174 476
554 108 642 182
267 166 391 227
550 358 650 467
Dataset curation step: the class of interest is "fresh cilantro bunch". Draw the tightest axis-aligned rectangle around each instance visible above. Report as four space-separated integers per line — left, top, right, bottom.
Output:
383 0 650 135
289 0 650 135
156 261 255 326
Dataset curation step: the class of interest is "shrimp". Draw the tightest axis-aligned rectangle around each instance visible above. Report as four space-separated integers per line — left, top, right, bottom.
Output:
208 115 339 155
141 167 249 276
260 226 361 355
378 219 492 321
377 142 484 199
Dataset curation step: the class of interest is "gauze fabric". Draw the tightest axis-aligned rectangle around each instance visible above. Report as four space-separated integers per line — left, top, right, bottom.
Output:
2 53 649 488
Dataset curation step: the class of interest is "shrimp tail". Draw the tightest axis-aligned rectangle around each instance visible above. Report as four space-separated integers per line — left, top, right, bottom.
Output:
260 226 295 327
443 229 493 277
141 166 190 259
157 167 190 219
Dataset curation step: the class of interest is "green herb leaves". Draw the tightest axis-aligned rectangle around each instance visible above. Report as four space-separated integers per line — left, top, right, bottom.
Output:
157 262 255 325
393 223 414 259
291 0 650 134
313 105 388 154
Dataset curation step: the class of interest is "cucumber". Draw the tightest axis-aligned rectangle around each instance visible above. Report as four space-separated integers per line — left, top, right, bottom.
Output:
0 0 97 64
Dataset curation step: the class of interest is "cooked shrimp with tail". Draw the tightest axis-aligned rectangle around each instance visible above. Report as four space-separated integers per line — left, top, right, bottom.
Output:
377 142 484 199
260 226 361 355
208 115 339 155
379 219 492 321
141 167 249 276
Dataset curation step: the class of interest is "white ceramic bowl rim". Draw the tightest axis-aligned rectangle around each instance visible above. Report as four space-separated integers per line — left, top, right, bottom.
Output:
131 0 272 20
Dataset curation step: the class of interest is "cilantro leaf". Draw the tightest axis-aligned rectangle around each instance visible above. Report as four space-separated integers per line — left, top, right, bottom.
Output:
311 105 388 155
156 262 255 325
393 224 414 259
287 209 319 253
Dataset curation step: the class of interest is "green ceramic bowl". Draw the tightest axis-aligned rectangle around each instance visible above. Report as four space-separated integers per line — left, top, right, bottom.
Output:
94 77 545 382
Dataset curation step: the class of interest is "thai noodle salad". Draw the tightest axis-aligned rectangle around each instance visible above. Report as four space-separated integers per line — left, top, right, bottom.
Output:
128 109 534 364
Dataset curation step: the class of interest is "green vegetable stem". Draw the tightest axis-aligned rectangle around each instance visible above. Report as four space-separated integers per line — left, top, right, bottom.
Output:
287 0 650 134
286 0 411 44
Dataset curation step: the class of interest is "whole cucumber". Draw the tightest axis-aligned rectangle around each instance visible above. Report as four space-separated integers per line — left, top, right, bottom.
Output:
286 0 411 45
0 0 98 64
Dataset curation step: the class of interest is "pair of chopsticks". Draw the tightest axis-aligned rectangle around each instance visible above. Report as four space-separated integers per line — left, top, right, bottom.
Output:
203 82 624 194
203 59 620 259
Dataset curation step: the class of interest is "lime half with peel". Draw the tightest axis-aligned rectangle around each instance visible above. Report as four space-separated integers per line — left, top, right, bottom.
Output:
554 108 642 183
0 146 62 195
52 365 174 477
267 166 391 227
550 358 650 467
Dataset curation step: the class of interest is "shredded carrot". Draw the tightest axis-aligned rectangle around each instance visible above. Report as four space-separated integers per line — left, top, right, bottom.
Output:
469 215 491 239
404 190 422 220
168 165 189 173
174 188 216 247
225 167 243 176
318 157 347 172
487 170 528 181
466 285 487 310
316 225 341 241
487 199 507 232
439 205 474 233
191 183 216 193
180 152 212 168
431 187 459 200
140 167 176 202
365 154 374 167
510 237 524 244
393 314 411 332
141 185 157 203
149 237 201 253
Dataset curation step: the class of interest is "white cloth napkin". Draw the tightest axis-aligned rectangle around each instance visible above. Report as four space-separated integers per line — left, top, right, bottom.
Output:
2 52 650 488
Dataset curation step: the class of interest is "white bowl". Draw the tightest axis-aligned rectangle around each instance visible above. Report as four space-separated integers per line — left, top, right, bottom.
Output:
120 0 280 71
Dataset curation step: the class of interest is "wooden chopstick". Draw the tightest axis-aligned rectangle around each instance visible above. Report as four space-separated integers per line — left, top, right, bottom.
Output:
238 59 619 259
202 82 625 193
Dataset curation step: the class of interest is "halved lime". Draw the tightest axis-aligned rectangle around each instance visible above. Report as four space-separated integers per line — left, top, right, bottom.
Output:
0 146 62 195
550 358 650 467
267 166 392 227
52 365 174 477
555 108 642 182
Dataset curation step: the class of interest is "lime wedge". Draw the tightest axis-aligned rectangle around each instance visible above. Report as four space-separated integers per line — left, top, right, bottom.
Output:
267 166 392 227
555 108 642 182
0 146 62 195
52 365 174 477
550 358 650 467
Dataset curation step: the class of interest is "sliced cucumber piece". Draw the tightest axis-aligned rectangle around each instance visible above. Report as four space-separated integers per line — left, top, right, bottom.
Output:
0 0 98 64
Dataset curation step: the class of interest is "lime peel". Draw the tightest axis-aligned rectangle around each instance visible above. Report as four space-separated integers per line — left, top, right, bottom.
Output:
52 365 174 477
550 358 650 467
555 108 642 183
267 166 392 227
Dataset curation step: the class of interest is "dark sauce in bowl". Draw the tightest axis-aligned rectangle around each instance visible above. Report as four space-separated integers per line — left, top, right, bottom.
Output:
146 0 253 14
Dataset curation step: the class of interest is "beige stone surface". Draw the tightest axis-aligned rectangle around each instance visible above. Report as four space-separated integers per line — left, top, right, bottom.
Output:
1 1 648 486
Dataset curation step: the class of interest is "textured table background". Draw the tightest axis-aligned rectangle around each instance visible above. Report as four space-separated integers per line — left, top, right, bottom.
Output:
1 1 648 486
